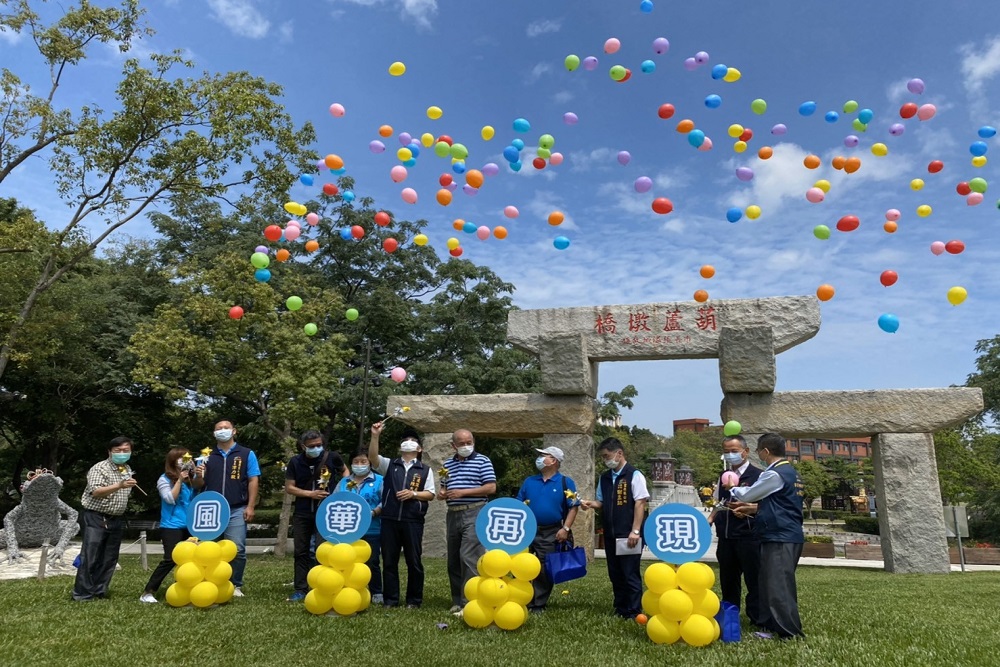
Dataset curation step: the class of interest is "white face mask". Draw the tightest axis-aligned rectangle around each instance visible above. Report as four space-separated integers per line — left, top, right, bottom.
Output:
400 440 419 453
723 452 744 466
456 445 474 458
603 457 619 470
535 457 547 471
214 428 233 442
351 465 370 477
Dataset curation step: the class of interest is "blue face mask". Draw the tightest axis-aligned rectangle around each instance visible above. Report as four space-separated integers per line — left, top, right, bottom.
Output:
535 457 547 471
111 452 131 465
305 446 323 459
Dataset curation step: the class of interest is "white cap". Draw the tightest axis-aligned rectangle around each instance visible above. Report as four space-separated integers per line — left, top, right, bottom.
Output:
535 447 565 462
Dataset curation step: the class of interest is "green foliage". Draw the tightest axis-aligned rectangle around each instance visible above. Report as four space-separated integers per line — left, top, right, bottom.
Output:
794 460 835 518
597 384 637 422
934 428 1000 505
844 516 880 535
805 535 834 544
666 428 725 488
967 334 1000 425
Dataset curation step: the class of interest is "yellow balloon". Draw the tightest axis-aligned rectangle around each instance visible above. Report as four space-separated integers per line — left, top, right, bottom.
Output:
175 561 203 588
746 204 762 220
643 562 677 594
724 67 741 82
910 178 924 191
358 587 372 611
658 589 693 622
481 125 495 141
420 133 434 148
215 581 235 604
333 587 362 616
206 560 232 586
712 617 721 642
481 550 512 578
446 237 461 251
217 539 237 563
727 124 744 138
917 204 932 217
477 577 510 607
346 563 372 590
388 61 406 76
315 541 335 567
305 589 333 615
972 155 987 167
510 553 541 580
947 286 968 306
506 578 534 606
691 589 720 617
330 543 356 571
494 601 527 631
194 541 221 567
190 581 219 608
464 575 482 602
677 562 715 593
171 541 197 566
397 147 413 162
475 553 487 577
462 600 494 629
733 140 748 153
680 614 716 647
641 589 661 616
165 583 190 607
414 233 429 246
353 539 372 564
871 143 888 156
813 179 831 193
646 614 681 644
427 105 443 120
309 565 345 595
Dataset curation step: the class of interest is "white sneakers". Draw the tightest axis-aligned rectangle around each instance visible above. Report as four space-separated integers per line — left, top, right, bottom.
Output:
139 593 157 604
232 587 244 598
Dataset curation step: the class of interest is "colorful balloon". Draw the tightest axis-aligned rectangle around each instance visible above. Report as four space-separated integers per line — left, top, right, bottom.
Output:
329 103 345 117
947 286 968 306
652 198 673 214
388 61 405 76
930 241 945 255
228 306 244 320
880 270 898 287
878 313 900 334
816 284 835 302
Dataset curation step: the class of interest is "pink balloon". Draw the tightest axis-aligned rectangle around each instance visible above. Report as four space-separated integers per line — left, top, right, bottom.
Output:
604 38 621 54
390 367 407 383
445 182 458 192
283 226 301 241
476 225 490 240
736 167 754 182
286 219 301 229
634 176 653 193
482 162 500 177
617 150 631 166
305 212 319 226
930 241 946 255
549 152 564 166
721 471 739 486
401 188 417 204
683 57 698 71
504 205 519 219
390 165 408 183
916 104 936 121
967 192 984 206
806 187 825 203
697 137 713 151
885 208 901 221
329 103 345 117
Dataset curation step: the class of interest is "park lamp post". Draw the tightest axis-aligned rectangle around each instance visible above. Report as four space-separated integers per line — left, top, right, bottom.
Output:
348 340 387 450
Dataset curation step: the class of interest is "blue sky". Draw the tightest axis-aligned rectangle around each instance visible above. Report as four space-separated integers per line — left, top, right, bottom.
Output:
4 1 1000 437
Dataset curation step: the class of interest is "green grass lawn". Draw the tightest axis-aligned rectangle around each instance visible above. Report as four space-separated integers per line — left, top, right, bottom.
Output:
1 557 998 667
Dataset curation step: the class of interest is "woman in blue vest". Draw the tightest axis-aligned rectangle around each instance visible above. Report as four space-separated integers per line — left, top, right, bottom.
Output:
337 449 384 604
140 448 202 603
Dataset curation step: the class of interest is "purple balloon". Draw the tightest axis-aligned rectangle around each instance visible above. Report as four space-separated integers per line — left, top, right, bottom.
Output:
889 123 905 137
582 56 598 71
907 78 925 95
315 159 327 171
445 182 458 192
736 167 754 182
634 176 653 193
770 123 787 135
652 37 669 54
482 162 500 177
844 135 859 148
369 140 385 154
255 245 268 254
563 112 579 125
617 150 631 166
683 57 698 71
398 132 412 146
462 184 479 196
694 51 710 64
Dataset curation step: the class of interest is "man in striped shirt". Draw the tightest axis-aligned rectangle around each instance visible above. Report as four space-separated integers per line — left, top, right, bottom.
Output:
439 429 496 614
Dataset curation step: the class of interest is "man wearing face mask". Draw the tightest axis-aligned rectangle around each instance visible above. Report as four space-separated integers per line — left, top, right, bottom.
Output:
708 435 763 627
440 428 497 614
368 422 436 608
581 437 650 619
201 419 260 597
72 436 138 601
515 446 581 612
728 432 805 640
284 430 345 602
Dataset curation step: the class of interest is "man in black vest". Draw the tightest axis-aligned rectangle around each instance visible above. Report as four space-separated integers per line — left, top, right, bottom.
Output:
709 434 762 626
368 421 436 608
729 432 806 639
581 437 650 619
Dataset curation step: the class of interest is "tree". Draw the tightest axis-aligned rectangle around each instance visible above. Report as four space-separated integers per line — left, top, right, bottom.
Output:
0 0 315 381
795 460 834 519
966 335 1000 426
597 384 638 423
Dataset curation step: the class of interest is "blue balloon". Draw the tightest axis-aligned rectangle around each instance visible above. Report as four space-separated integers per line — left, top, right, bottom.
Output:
407 142 421 158
402 158 417 167
254 268 271 282
824 111 839 123
330 167 347 175
452 161 467 174
878 313 900 334
970 141 989 157
798 101 817 116
342 190 355 202
978 126 997 139
641 59 656 73
512 138 525 150
553 236 570 250
640 0 654 12
502 145 520 162
726 207 743 223
299 174 314 186
462 221 477 234
687 129 706 147
704 94 722 109
339 227 353 241
858 108 874 124
711 64 728 80
513 118 530 133
510 161 522 172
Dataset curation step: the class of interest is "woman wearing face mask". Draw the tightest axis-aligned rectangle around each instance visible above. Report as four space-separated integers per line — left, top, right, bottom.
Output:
284 430 345 602
337 450 384 604
140 448 204 603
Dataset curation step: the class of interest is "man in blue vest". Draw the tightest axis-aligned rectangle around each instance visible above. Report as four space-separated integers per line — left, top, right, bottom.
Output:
709 434 763 626
581 437 649 619
201 419 260 597
729 432 805 639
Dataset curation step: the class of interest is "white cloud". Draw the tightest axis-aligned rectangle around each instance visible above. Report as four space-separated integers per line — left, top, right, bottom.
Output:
524 190 579 231
207 0 271 39
336 0 437 29
526 19 561 38
526 62 551 84
277 20 294 43
552 90 574 105
568 147 617 172
0 25 23 46
960 35 1000 120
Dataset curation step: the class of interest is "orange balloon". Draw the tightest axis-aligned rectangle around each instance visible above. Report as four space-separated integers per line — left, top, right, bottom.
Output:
436 188 452 206
883 221 898 234
757 146 773 160
378 125 393 138
305 239 319 252
831 156 847 170
275 248 291 262
803 154 821 169
844 157 861 174
636 614 649 626
699 265 715 279
547 211 565 226
676 119 695 133
816 284 835 301
465 169 484 189
693 289 709 303
324 154 344 170
493 226 508 239
452 219 465 231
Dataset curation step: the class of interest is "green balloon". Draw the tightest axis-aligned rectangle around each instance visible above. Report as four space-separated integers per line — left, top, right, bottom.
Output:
286 296 303 311
304 323 318 336
969 177 988 194
250 252 270 269
852 118 867 132
538 134 555 150
345 308 359 321
434 141 450 158
449 143 469 160
564 54 580 72
843 100 859 113
536 147 551 159
609 65 626 81
750 98 767 115
723 420 742 437
813 225 831 240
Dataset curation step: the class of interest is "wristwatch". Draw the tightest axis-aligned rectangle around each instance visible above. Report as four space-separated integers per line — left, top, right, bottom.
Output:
561 525 572 532
631 529 640 536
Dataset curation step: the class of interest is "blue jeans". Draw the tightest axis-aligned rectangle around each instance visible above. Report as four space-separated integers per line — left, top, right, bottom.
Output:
223 506 247 587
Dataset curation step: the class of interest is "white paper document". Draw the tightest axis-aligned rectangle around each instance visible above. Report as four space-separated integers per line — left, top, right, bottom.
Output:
615 538 643 555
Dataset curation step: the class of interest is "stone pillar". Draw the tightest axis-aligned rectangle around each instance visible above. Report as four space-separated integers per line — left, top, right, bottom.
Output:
873 432 950 574
675 465 694 486
420 433 453 558
648 452 677 510
544 433 595 560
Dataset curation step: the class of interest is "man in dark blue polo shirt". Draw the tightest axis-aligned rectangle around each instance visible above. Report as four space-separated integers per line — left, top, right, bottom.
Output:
515 446 581 612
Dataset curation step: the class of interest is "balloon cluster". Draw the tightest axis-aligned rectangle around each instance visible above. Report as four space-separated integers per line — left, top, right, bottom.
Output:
641 562 720 647
166 539 238 608
303 540 373 616
462 549 541 631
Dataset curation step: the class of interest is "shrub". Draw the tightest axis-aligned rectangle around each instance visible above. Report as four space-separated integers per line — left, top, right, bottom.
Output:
805 535 833 544
844 516 880 535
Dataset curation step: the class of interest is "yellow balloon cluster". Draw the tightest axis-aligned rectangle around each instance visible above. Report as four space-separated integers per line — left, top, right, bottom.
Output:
166 539 238 608
641 562 720 647
303 540 373 616
463 549 540 631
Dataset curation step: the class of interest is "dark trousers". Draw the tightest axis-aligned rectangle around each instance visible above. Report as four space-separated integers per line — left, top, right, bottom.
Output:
144 527 189 593
72 509 124 600
528 523 571 610
758 542 805 639
716 537 762 625
605 537 642 617
381 519 424 606
363 532 382 595
293 513 322 593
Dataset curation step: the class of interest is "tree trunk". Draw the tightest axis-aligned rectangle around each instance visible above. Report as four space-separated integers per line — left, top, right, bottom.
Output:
274 490 294 558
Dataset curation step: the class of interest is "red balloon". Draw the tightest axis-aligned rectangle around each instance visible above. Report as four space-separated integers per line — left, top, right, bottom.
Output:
899 103 918 119
449 246 463 257
618 68 632 83
263 225 282 242
228 306 244 320
437 135 454 146
956 181 971 195
532 157 546 169
383 238 399 253
351 225 365 239
322 183 339 196
438 173 453 187
374 211 391 227
657 103 675 119
651 197 673 214
739 128 754 142
836 215 860 232
927 160 944 174
879 270 898 287
945 240 965 255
